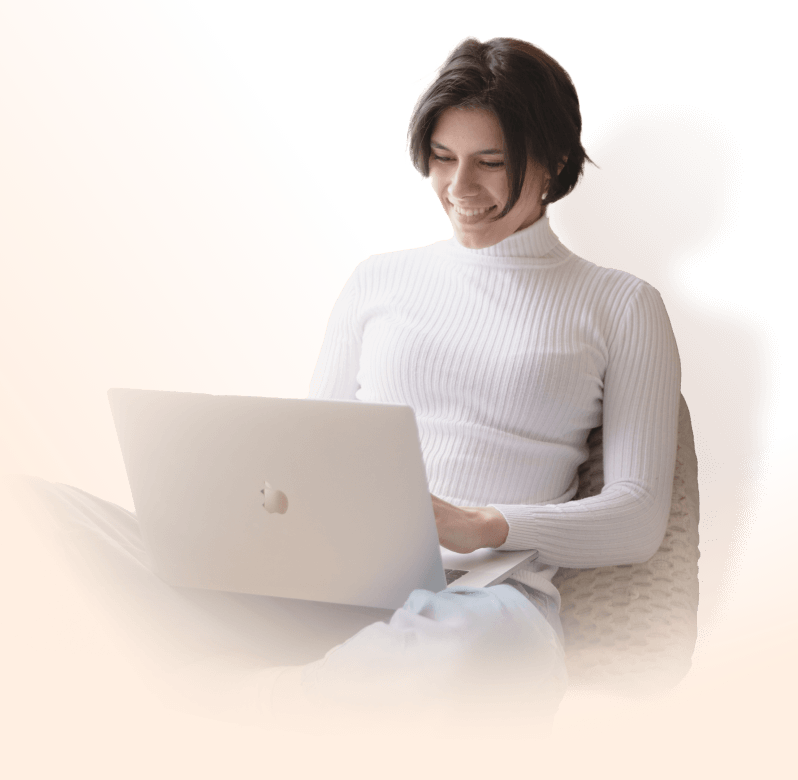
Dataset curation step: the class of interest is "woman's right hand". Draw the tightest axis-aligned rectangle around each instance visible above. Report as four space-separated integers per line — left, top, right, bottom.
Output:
431 495 509 554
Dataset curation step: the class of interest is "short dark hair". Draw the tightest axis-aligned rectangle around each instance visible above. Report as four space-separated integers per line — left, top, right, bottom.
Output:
408 37 592 218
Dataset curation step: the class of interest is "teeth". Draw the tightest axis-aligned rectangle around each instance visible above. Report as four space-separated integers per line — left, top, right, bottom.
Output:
453 204 494 217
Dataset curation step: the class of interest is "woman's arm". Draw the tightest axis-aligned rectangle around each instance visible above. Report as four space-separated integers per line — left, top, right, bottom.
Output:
443 283 681 568
307 266 365 401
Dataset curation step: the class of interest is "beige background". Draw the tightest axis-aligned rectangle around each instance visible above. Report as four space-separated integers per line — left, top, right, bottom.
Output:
2 1 794 776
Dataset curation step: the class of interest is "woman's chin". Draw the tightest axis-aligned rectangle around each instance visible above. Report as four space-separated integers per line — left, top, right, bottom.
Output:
452 226 498 250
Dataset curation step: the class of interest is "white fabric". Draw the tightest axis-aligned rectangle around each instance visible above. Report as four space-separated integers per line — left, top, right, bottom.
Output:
309 216 681 603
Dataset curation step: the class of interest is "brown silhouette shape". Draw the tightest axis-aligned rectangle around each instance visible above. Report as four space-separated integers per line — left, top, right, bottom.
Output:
549 116 773 472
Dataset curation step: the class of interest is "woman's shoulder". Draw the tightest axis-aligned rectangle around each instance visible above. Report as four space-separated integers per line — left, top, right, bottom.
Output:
560 252 672 335
329 245 442 312
348 241 449 281
568 251 661 299
366 240 449 264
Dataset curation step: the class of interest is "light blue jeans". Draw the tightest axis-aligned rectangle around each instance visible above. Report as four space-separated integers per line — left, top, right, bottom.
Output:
508 579 565 646
276 580 568 729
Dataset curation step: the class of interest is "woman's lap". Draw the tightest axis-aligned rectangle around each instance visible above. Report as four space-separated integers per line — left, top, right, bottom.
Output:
10 476 567 729
290 582 567 724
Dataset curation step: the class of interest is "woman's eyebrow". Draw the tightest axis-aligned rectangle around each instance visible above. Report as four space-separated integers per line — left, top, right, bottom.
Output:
430 140 504 154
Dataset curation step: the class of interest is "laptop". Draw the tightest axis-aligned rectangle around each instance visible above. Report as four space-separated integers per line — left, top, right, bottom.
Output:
108 389 538 610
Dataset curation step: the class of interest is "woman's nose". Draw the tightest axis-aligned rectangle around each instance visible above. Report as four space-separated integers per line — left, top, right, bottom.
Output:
448 163 480 199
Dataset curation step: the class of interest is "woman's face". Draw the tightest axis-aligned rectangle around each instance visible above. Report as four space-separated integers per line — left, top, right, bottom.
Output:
429 107 549 249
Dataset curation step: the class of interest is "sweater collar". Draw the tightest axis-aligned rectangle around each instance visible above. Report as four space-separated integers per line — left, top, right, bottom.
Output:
443 215 563 263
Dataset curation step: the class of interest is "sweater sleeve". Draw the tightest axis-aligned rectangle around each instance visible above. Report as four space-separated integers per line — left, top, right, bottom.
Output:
492 282 681 568
307 265 365 401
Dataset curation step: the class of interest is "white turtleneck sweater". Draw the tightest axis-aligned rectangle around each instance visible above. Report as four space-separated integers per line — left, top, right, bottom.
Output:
308 217 681 603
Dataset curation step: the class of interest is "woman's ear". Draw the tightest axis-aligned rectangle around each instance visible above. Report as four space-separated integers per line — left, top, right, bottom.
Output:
557 156 568 176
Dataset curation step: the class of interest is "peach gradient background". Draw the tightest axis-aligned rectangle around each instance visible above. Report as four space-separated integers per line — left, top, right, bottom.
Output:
1 1 794 777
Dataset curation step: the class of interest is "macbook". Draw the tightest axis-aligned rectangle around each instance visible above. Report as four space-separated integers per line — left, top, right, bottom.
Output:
108 389 538 610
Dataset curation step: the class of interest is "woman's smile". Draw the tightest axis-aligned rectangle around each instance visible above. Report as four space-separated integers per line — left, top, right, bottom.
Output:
450 202 498 222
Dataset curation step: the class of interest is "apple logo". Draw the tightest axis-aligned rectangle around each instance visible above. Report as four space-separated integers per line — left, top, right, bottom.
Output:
260 481 289 514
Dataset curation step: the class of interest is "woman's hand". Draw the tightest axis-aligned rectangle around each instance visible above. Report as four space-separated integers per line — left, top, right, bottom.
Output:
431 495 509 554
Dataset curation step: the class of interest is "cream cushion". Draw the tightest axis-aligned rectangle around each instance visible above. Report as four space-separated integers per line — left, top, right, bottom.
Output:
551 395 700 691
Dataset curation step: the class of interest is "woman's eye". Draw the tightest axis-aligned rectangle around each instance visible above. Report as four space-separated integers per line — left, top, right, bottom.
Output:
432 154 504 168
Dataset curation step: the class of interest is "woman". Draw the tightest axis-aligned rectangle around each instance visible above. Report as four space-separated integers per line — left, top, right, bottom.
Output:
16 37 680 731
309 35 680 640
264 36 681 729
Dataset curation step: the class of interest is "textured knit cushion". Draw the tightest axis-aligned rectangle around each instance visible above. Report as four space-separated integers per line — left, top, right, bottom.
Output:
551 395 700 692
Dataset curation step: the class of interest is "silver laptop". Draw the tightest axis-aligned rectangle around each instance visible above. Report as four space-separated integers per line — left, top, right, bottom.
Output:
108 389 538 610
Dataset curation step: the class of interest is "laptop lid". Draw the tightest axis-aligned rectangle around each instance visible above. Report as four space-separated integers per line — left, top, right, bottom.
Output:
108 389 536 609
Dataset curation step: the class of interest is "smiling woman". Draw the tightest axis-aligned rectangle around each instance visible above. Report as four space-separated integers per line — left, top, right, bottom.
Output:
310 34 680 652
15 35 682 734
428 107 552 248
408 38 590 234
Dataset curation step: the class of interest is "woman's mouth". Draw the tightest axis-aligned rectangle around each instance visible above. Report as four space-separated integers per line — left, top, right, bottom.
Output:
449 203 497 224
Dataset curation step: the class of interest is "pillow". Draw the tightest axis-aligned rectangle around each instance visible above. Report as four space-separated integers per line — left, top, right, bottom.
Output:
551 395 700 692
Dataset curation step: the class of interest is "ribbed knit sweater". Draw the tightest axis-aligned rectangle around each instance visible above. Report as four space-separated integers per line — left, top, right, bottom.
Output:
309 217 681 602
